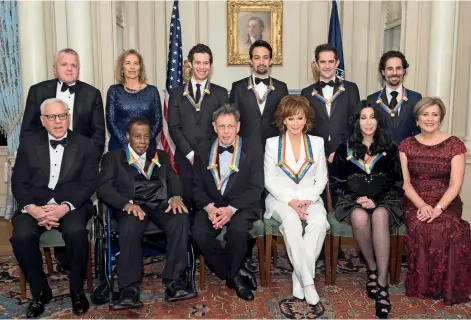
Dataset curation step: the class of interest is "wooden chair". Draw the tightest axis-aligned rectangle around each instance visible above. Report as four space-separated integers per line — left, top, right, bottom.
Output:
393 224 406 284
19 229 94 299
198 219 266 290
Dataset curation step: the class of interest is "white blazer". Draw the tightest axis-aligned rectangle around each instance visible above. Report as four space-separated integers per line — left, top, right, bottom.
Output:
264 134 328 219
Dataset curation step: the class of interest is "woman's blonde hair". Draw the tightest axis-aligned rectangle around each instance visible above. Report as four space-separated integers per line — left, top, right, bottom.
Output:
115 49 147 84
413 96 446 123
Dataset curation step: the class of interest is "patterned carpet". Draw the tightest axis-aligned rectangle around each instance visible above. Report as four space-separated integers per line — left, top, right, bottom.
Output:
0 249 470 319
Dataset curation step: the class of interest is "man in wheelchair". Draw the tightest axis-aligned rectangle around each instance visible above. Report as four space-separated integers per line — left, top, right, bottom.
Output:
97 116 196 307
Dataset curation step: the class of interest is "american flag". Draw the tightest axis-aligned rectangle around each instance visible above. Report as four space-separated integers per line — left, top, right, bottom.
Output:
161 0 182 172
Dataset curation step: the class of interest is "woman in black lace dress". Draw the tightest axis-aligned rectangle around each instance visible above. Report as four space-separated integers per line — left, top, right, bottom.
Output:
330 100 403 318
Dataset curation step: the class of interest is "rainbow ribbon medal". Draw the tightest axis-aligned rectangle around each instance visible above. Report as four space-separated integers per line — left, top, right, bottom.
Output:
183 81 211 112
311 81 345 107
125 145 161 180
207 136 242 190
247 77 275 104
277 134 314 184
346 142 386 174
376 87 408 118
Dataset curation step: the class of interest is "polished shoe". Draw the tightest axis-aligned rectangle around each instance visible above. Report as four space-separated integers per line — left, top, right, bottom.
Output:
165 279 197 302
226 274 254 301
26 286 53 318
119 287 140 307
238 267 257 291
70 289 89 316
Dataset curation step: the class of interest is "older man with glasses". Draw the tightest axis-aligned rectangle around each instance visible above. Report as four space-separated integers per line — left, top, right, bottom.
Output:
10 98 99 318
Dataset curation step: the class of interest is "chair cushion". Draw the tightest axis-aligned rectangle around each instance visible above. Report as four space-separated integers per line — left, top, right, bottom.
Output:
327 212 353 237
39 229 65 248
263 218 309 237
397 223 406 235
216 219 264 241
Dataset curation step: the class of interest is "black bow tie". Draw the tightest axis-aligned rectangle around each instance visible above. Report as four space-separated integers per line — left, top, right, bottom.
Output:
50 138 68 149
218 145 234 154
60 82 76 94
254 77 270 86
320 80 335 88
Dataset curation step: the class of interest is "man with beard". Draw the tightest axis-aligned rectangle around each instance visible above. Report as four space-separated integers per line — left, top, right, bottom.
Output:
168 44 228 211
230 40 289 150
367 50 423 144
301 43 360 164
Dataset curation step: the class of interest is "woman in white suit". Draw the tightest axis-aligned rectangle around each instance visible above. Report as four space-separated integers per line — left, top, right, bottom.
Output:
264 95 329 306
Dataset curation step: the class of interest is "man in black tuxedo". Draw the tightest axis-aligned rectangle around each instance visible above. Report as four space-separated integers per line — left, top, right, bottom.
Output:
97 116 196 306
10 98 98 318
168 44 228 211
20 48 105 156
366 50 423 144
230 40 289 149
19 48 105 276
301 43 360 163
192 105 264 301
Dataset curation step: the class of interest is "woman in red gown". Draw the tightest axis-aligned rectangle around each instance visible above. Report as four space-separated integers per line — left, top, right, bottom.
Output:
399 97 471 305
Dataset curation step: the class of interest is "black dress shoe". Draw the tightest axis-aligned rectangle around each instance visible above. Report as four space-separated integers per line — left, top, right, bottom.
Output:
239 267 257 291
119 287 140 307
165 279 197 302
26 286 53 318
70 289 89 316
226 274 254 301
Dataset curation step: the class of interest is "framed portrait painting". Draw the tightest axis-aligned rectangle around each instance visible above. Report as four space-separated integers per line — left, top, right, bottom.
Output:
227 0 283 65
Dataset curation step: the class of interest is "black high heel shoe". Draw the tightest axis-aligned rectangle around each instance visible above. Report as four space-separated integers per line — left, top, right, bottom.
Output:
366 269 378 299
375 283 391 319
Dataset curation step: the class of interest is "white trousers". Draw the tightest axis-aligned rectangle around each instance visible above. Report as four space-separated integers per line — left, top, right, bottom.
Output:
272 201 329 288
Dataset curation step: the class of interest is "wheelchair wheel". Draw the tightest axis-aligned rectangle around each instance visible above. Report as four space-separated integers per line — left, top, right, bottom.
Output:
94 217 106 280
91 282 110 305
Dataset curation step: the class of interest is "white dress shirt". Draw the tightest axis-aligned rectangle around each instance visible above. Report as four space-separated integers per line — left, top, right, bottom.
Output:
186 78 208 161
252 74 269 114
128 144 146 169
385 85 404 116
56 80 76 130
320 76 336 117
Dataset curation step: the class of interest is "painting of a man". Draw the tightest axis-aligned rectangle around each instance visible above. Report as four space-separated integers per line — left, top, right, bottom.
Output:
238 12 271 54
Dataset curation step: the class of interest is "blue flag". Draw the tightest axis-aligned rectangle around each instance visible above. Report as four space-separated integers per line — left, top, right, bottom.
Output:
166 0 183 91
328 0 345 79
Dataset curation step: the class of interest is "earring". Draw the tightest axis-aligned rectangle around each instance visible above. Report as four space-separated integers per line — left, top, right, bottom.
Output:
416 122 419 127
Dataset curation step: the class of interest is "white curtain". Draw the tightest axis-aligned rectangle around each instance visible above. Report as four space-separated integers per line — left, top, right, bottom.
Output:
0 1 22 219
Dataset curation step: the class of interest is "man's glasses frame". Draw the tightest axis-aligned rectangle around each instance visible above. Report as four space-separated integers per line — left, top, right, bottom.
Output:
41 113 69 121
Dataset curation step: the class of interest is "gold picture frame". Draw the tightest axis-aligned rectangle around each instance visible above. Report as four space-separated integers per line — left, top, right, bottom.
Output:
227 0 283 65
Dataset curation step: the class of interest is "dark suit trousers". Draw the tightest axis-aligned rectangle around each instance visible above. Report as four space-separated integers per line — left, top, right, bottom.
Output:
10 208 90 297
175 151 195 211
192 208 257 280
114 203 190 289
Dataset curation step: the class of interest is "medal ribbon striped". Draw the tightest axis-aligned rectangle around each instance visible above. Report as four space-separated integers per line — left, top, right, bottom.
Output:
207 136 242 190
277 134 314 184
183 81 211 111
125 145 161 180
346 142 386 174
247 77 275 104
376 88 408 118
311 82 346 106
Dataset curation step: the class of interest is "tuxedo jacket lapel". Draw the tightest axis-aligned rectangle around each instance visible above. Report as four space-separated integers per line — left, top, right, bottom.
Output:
247 85 262 116
223 150 246 194
37 133 50 181
329 80 344 119
311 83 329 119
58 133 78 184
72 81 84 129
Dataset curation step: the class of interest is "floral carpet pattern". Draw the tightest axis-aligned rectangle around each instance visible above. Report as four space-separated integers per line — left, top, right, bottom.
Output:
0 250 470 319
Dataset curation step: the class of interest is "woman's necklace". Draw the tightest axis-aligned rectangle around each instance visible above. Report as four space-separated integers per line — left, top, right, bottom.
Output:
124 83 141 93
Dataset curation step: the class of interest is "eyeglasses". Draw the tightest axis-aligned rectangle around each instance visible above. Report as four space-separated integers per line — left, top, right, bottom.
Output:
216 125 237 131
42 113 69 121
131 135 150 141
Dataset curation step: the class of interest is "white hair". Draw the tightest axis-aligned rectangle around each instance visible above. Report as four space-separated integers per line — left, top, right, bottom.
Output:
53 48 80 69
40 98 69 115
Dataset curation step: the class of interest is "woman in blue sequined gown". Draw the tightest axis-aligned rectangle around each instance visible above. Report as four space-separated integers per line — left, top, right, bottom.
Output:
106 49 162 151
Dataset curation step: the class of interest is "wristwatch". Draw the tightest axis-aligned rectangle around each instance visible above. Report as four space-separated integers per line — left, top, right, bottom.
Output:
435 204 443 211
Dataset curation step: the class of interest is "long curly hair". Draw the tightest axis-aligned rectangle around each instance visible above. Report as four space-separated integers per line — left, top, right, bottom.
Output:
348 100 393 159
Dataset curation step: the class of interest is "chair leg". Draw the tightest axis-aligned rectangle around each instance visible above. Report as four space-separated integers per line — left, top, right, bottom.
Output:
395 235 405 284
44 248 53 276
389 235 398 285
265 235 272 286
256 237 266 287
19 269 27 299
271 236 278 268
86 244 93 293
199 255 205 291
331 235 340 285
324 234 332 285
